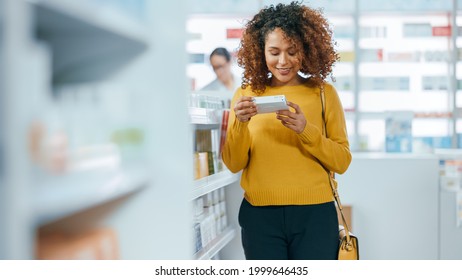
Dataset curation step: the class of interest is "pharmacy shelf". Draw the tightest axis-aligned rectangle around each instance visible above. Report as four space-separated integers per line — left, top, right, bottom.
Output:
193 227 236 260
29 0 149 83
191 169 240 200
33 164 150 226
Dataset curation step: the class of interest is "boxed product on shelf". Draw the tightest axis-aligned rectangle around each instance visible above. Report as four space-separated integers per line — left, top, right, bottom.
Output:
332 25 354 39
332 76 354 91
218 109 229 161
439 159 462 191
193 109 224 174
193 222 202 253
413 136 452 153
194 152 209 179
361 77 410 91
192 189 229 255
190 93 225 109
423 50 449 62
422 76 448 91
36 228 119 260
432 26 451 37
338 51 355 62
385 111 413 153
194 129 220 177
360 26 387 38
403 23 432 37
360 49 383 62
387 51 420 62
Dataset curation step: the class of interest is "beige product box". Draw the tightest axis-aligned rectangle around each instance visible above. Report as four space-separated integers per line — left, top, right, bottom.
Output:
194 152 209 179
36 228 119 260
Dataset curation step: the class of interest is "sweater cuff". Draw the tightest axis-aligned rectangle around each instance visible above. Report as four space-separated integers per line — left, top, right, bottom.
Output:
232 118 250 134
298 123 321 146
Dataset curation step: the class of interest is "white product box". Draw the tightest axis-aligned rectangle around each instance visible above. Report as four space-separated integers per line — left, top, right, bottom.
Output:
253 95 289 113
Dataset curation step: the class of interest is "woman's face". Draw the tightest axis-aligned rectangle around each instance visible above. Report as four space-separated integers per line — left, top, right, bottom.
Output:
264 28 302 87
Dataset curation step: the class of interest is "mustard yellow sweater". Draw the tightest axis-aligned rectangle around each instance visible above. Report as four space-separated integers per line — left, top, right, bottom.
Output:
222 82 352 206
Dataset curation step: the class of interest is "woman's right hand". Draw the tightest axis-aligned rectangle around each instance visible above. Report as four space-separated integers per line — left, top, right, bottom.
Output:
234 96 257 122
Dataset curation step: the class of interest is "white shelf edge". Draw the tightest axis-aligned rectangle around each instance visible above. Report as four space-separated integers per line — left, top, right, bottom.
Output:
434 148 462 159
193 227 236 260
33 164 150 226
191 170 240 200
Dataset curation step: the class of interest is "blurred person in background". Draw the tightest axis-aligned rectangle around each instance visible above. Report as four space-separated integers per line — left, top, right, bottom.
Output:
201 47 240 92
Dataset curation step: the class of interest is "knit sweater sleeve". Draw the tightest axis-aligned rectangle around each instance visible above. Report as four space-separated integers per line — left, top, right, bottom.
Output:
221 88 251 173
297 84 352 174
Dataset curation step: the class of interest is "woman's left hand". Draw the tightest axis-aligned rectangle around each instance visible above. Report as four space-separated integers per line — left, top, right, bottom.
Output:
276 101 307 134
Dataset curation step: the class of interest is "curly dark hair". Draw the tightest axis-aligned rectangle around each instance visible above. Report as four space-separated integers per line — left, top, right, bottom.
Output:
237 1 338 95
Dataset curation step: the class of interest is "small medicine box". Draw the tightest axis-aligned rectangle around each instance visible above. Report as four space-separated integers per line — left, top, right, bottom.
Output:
253 95 289 113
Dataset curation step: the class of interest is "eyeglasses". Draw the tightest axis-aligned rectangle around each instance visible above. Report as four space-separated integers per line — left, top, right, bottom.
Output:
212 63 228 72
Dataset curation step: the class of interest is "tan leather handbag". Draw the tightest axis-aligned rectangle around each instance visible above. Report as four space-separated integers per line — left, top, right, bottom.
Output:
320 86 359 260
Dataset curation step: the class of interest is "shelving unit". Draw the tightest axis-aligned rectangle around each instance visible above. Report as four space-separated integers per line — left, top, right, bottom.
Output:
356 12 454 151
0 0 192 259
433 149 462 259
192 168 238 260
190 104 239 259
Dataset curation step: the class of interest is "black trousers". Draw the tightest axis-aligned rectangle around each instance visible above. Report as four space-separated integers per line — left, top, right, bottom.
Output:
238 198 339 260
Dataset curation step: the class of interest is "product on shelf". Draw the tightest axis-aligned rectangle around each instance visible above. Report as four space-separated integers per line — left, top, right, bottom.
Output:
385 111 413 153
403 23 432 37
192 189 229 256
194 126 221 178
439 159 462 192
27 119 69 175
360 49 383 62
194 152 209 179
338 51 355 62
36 228 119 260
360 26 387 38
218 110 229 161
387 52 420 62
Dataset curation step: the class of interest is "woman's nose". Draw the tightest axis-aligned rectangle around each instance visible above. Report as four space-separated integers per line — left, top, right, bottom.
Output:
278 53 287 65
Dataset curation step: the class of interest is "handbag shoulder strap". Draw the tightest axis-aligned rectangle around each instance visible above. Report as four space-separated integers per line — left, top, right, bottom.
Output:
319 86 353 239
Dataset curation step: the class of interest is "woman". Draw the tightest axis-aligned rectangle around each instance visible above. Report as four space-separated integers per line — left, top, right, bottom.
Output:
222 2 352 260
201 47 240 92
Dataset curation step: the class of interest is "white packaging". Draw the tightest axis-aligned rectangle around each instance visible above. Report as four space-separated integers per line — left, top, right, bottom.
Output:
253 95 289 113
